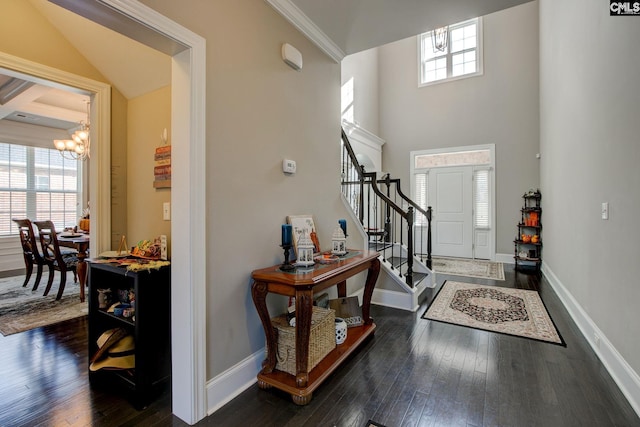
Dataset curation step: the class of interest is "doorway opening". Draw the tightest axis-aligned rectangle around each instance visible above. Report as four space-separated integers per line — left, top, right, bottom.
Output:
43 1 207 423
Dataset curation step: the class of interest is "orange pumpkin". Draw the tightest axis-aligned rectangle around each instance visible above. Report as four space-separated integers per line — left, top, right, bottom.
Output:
79 218 90 232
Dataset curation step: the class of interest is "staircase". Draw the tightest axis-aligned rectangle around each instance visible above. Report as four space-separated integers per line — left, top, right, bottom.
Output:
341 128 436 311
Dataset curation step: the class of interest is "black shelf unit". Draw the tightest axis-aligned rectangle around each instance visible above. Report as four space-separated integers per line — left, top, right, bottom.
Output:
514 190 542 273
87 262 171 408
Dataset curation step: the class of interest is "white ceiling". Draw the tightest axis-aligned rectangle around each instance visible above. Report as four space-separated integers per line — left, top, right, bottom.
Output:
279 0 534 56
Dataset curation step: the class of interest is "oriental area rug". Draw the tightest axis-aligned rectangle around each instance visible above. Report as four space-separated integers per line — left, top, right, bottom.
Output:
423 281 565 346
432 257 505 281
0 274 87 336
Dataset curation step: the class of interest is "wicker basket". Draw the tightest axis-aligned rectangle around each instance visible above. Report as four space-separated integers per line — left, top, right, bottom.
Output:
269 306 336 375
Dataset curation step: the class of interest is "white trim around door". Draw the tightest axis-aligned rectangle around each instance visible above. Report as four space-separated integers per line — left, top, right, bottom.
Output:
410 144 495 260
55 0 208 423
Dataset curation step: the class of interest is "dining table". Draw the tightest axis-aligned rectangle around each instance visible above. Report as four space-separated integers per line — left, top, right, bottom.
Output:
58 233 90 302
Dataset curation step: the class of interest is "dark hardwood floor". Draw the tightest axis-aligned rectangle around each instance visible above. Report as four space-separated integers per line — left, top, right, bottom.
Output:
1 265 638 426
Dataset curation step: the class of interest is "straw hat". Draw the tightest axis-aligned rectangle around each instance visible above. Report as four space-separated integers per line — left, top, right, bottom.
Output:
89 328 135 371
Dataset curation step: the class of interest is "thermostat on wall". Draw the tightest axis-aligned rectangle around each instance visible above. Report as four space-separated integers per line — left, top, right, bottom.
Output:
283 159 296 174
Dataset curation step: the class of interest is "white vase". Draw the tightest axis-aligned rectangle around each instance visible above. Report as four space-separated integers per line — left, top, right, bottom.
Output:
335 317 347 345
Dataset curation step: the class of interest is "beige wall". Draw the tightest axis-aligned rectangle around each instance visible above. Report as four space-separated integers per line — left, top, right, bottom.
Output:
0 0 104 82
140 0 349 378
126 86 171 251
110 90 129 249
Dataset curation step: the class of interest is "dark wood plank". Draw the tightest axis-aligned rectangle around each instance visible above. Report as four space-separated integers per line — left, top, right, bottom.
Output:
0 266 639 427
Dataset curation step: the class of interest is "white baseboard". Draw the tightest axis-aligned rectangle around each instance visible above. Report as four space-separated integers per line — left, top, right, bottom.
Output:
205 261 640 420
206 349 263 415
542 261 640 418
204 283 420 416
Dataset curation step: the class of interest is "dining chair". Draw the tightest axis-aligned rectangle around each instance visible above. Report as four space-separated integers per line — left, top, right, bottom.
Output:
12 218 46 291
33 220 78 300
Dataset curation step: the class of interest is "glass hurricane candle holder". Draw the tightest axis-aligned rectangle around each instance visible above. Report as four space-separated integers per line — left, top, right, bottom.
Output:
296 229 315 267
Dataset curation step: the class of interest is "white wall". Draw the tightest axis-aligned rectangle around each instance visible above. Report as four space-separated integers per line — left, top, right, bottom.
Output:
376 2 540 255
540 0 640 393
341 47 380 134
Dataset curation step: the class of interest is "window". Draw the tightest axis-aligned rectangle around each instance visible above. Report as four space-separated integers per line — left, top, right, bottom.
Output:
419 18 482 86
474 169 490 228
0 142 81 235
341 77 354 123
414 172 429 225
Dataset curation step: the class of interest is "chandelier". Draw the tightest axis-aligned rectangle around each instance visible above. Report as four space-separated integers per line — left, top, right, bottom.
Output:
432 26 449 53
54 100 90 160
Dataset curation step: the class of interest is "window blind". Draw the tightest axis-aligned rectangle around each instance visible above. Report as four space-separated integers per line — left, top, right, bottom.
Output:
415 172 428 224
474 169 489 228
0 142 80 235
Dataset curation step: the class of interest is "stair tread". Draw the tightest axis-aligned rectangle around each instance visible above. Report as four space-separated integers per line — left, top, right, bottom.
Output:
369 242 393 251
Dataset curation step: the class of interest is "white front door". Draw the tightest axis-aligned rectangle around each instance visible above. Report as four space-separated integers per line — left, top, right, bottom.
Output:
430 166 473 258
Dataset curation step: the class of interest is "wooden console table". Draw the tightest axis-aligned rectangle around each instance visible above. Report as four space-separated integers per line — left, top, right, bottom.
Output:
251 250 380 405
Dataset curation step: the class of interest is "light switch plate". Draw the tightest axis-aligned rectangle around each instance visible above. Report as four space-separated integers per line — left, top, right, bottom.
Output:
160 235 167 260
163 202 171 220
601 202 609 220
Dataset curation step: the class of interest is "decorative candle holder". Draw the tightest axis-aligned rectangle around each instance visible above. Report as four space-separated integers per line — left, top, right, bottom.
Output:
280 244 295 271
296 229 315 267
331 226 347 256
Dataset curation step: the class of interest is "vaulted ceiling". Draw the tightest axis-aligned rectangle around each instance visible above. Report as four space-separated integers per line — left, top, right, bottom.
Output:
1 0 534 133
0 0 170 133
272 0 534 58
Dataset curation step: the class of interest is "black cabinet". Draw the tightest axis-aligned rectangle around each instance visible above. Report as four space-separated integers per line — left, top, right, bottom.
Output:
514 190 542 273
87 262 171 408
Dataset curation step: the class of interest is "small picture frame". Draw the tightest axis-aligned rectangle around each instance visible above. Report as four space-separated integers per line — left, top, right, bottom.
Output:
287 215 320 254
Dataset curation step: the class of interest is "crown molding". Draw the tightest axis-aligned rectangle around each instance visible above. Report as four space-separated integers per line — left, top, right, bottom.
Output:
342 121 385 151
265 0 345 62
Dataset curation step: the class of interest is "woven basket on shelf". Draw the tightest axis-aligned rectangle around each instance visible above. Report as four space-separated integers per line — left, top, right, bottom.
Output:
269 306 335 376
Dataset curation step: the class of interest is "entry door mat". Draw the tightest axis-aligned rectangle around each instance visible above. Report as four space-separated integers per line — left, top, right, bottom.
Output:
422 281 565 346
431 257 505 281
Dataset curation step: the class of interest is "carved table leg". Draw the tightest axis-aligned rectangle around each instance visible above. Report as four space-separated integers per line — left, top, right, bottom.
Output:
257 379 272 389
337 280 346 298
251 281 277 373
361 258 380 325
295 289 313 388
292 393 313 406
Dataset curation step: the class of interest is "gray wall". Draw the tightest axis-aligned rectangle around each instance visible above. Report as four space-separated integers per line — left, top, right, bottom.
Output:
141 0 353 379
540 0 640 376
376 1 540 255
